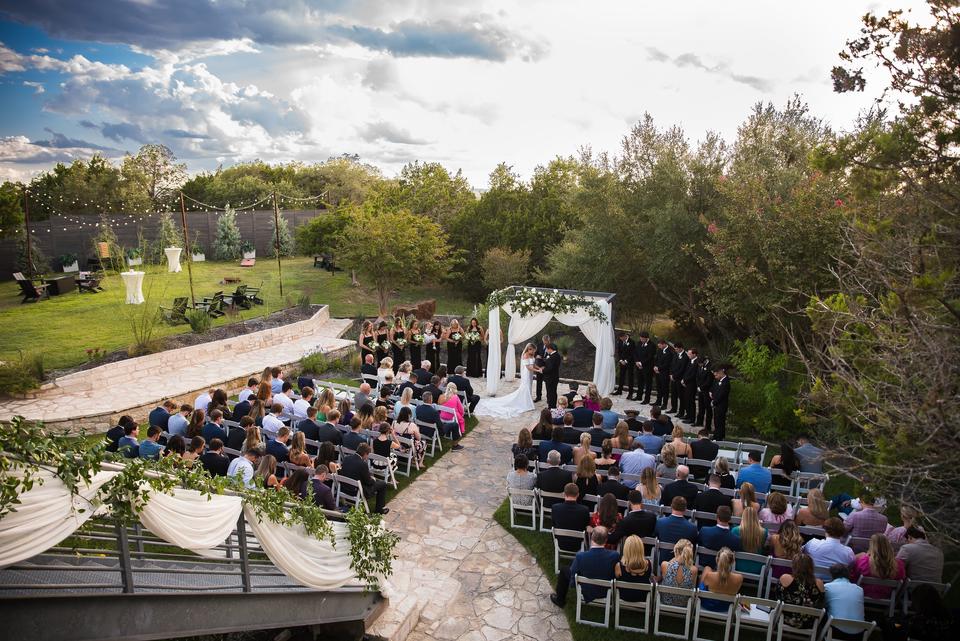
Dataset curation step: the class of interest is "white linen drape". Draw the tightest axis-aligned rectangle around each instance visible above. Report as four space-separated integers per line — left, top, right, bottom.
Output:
138 488 242 554
554 300 616 396
486 306 501 395
0 468 117 568
502 303 553 384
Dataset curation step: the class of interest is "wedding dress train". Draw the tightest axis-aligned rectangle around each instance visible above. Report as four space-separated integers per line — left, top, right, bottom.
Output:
474 357 536 419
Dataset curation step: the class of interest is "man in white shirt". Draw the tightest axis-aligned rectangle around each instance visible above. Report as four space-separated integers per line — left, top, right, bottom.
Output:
238 378 259 403
262 403 286 440
274 381 295 418
167 404 192 438
194 388 214 413
293 386 314 421
226 445 264 487
803 516 855 578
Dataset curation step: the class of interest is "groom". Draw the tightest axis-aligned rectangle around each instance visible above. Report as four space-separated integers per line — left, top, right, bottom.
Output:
541 343 562 409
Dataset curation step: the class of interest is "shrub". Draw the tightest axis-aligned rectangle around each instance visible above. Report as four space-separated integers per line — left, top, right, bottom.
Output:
300 351 329 375
481 247 530 292
0 352 42 396
14 230 50 276
126 301 163 356
270 214 295 257
729 337 803 439
553 335 575 358
297 291 312 314
213 206 243 260
185 308 212 334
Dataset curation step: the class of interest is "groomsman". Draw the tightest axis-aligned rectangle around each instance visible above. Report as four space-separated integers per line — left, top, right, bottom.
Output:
695 356 714 428
633 331 656 403
710 365 730 441
534 334 551 403
613 331 634 397
654 338 673 407
669 342 688 415
680 348 699 423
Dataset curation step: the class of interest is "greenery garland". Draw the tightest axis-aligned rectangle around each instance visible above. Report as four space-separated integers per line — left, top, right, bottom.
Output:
0 417 398 588
486 287 607 322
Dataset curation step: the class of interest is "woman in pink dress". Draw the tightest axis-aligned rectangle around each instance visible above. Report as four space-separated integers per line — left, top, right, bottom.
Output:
439 382 466 451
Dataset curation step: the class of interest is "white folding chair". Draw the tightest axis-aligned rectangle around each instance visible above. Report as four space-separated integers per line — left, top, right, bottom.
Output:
332 473 368 512
857 576 903 618
693 589 738 641
367 453 398 489
539 491 564 531
393 435 415 476
507 487 538 530
764 558 794 598
733 595 780 641
734 551 770 596
653 585 695 640
575 576 613 627
415 419 442 457
613 579 654 633
823 618 876 641
552 527 586 574
775 604 826 641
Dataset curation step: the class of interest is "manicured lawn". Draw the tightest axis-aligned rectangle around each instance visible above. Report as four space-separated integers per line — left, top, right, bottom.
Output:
0 257 474 372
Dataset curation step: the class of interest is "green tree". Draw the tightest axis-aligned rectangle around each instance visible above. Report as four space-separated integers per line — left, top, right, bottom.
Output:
295 209 352 256
212 206 243 260
14 230 49 276
270 214 295 257
374 161 476 227
481 247 531 291
0 181 24 237
155 212 181 250
337 205 453 316
121 144 186 212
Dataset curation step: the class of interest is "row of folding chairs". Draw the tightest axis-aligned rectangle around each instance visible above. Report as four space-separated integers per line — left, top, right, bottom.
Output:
572 577 877 641
355 374 474 417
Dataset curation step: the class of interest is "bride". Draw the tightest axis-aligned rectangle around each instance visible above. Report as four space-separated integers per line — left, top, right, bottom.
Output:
474 343 540 419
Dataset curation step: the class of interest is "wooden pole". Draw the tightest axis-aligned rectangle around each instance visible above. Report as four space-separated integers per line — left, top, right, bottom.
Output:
179 192 197 307
22 187 33 276
273 192 284 296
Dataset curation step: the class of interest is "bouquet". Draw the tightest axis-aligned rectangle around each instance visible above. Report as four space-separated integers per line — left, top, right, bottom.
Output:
411 333 424 344
395 338 407 348
380 340 391 351
465 331 482 344
450 332 463 342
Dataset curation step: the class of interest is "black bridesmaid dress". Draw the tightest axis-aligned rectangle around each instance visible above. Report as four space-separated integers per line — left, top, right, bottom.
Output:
409 332 422 368
374 331 389 365
361 334 375 360
466 336 483 377
391 329 405 372
425 334 438 372
447 333 463 369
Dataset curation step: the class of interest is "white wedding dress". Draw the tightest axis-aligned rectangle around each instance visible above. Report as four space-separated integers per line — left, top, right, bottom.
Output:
474 357 536 418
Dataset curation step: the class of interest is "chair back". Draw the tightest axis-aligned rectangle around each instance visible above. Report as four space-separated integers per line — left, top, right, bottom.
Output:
824 618 876 641
776 603 826 641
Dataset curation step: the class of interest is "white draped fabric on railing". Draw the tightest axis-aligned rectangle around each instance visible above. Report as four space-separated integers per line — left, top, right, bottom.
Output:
0 468 369 592
486 298 616 397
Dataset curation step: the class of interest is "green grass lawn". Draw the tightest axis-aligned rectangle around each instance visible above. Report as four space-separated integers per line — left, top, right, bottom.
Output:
0 257 475 372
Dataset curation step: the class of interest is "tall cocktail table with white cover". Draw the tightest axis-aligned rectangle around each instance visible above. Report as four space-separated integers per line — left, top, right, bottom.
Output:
164 247 182 273
121 270 145 304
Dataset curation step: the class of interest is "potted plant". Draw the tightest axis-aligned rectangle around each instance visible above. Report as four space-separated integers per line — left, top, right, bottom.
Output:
59 253 79 273
190 236 206 262
241 241 256 260
125 247 143 267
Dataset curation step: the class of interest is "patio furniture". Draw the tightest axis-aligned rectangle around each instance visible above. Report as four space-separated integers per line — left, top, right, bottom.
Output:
196 291 226 317
160 297 191 324
76 272 104 294
120 270 145 304
14 273 49 303
43 274 76 296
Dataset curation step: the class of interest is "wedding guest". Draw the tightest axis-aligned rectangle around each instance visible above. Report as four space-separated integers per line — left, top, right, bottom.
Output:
261 403 285 440
732 481 760 517
612 420 633 451
584 383 602 411
736 451 772 493
759 491 794 526
438 383 465 451
796 488 830 526
310 464 337 511
551 396 569 424
202 409 228 444
238 378 259 403
595 439 617 470
194 388 214 413
689 429 719 480
660 465 700 507
184 436 205 464
844 492 889 548
824 564 866 640
337 397 354 425
269 367 284 394
227 445 263 487
569 395 594 427
293 387 314 420
531 408 554 440
713 456 736 490
794 434 825 474
288 432 313 468
619 442 656 489
280 467 310 496
646 405 674 437
598 465 629 500
539 425 573 465
513 427 539 463
598 397 619 429
850 533 905 600
107 415 137 453
638 420 664 455
255 454 280 489
186 408 205 439
138 425 164 460
614 536 653 599
377 357 394 385
573 432 596 466
776 554 826 630
507 455 537 506
394 407 424 468
167 404 191 439
164 434 186 459
241 423 261 453
574 454 601 500
396 360 412 383
655 496 698 544
393 386 415 420
656 446 679 480
732 507 767 574
896 527 944 582
885 505 920 547
770 442 800 476
341 443 389 514
589 493 623 547
698 547 743 613
549 526 619 608
208 388 230 416
316 441 340 475
200 438 230 477
639 466 661 506
769 519 805 579
693 474 733 524
698 506 742 560
804 517 856 578
148 400 176 430
448 366 479 412
659 538 698 605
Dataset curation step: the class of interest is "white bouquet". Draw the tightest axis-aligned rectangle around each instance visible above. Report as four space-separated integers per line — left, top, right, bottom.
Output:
465 330 482 344
450 332 463 342
395 338 407 348
411 333 424 344
380 340 391 351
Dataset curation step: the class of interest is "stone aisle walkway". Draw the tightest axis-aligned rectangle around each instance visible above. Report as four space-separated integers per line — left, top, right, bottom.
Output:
371 378 573 641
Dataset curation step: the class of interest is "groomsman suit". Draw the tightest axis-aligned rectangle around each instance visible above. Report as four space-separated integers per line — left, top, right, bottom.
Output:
681 353 699 422
710 374 730 441
633 336 656 403
534 340 549 402
654 344 673 407
614 335 635 397
695 358 714 428
669 347 689 415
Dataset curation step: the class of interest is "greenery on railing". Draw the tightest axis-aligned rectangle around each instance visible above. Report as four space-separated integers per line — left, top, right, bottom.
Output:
487 286 607 322
346 505 400 586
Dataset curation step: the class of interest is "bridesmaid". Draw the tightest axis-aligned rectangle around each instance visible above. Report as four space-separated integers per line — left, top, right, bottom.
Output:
389 316 406 373
358 320 376 360
445 319 464 370
425 320 443 372
374 320 390 366
465 317 484 377
408 319 423 367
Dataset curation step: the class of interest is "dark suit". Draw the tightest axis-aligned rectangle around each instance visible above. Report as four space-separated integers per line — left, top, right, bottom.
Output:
634 340 656 403
689 438 719 480
598 478 629 501
649 417 674 438
397 380 419 400
447 374 479 412
310 478 337 510
226 427 246 452
555 546 620 605
148 407 171 429
698 525 741 567
551 500 590 551
655 514 698 544
415 403 444 434
361 363 378 379
542 350 561 408
313 421 343 446
669 350 689 415
535 343 549 401
340 453 387 512
710 376 730 441
342 431 366 451
538 438 573 465
588 427 609 448
266 439 290 466
695 361 714 427
681 356 699 421
202 421 228 445
654 346 674 406
200 451 230 477
615 337 635 396
693 488 733 526
232 400 252 422
105 425 125 453
607 509 657 546
537 466 572 508
412 368 432 386
660 479 700 508
570 406 594 428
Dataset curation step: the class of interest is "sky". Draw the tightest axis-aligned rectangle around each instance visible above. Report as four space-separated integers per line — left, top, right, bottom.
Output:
0 0 927 188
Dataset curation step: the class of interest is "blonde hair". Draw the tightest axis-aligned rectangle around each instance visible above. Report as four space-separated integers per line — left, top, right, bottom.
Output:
522 342 536 357
318 388 336 412
587 383 600 403
671 425 685 440
868 533 899 579
807 488 829 520
399 360 412 373
242 425 261 451
739 482 757 508
716 547 735 584
557 396 569 409
641 466 660 498
289 432 307 459
445 382 459 396
661 446 677 468
673 539 694 568
400 387 413 404
778 520 805 559
580 432 592 451
622 535 649 574
614 421 631 448
738 507 765 552
714 457 730 475
380 357 393 369
373 406 388 424
576 454 596 479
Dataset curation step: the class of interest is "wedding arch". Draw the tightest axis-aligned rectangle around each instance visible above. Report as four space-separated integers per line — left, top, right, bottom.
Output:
485 286 617 396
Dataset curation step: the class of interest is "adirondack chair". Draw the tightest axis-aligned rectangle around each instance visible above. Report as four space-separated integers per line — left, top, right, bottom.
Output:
243 281 264 305
225 284 252 309
196 291 226 318
159 297 191 324
76 272 104 294
13 272 49 303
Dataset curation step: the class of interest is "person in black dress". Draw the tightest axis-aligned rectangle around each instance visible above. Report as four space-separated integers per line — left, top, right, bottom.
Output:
445 319 464 369
374 321 390 366
407 319 423 367
425 320 442 371
465 317 484 377
358 320 376 361
389 317 406 373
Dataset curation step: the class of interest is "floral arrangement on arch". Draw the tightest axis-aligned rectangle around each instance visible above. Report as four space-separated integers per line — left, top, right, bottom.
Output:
486 287 607 323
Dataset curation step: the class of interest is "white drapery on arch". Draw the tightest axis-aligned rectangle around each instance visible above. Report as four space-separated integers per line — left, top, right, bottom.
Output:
486 291 616 396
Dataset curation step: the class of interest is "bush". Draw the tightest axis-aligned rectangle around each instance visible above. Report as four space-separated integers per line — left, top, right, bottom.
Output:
297 291 312 314
126 301 163 356
295 209 351 256
14 230 50 276
481 247 530 292
270 214 295 257
213 206 243 260
553 335 575 358
300 351 329 375
185 308 212 334
729 337 803 439
0 352 42 396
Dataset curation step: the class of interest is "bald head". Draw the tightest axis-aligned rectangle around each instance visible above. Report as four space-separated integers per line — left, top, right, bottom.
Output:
359 383 371 394
676 465 690 480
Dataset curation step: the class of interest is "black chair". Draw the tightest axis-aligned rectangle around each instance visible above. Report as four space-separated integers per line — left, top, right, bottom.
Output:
13 272 49 303
243 281 264 305
225 284 252 309
76 273 104 294
160 297 191 324
196 291 226 318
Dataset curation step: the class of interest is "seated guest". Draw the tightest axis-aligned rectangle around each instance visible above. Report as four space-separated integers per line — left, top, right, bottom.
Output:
618 442 656 488
232 395 252 422
769 519 805 580
694 474 734 526
164 434 186 459
247 400 267 427
595 439 617 470
310 464 337 510
689 429 719 480
655 496 698 544
794 434 824 474
138 425 164 460
438 383 465 451
698 547 743 612
314 389 337 422
396 360 412 383
732 481 760 517
666 425 692 458
598 465 629 501
507 455 537 506
394 407 424 467
512 427 538 463
531 408 555 441
361 353 378 380
569 395 594 428
796 488 830 527
536 450 570 508
844 491 888 550
550 526 619 608
337 398 354 426
770 442 800 477
736 450 772 493
414 391 444 434
255 454 279 488
638 420 664 455
645 405 673 437
194 388 214 413
106 415 136 452
376 358 394 386
885 505 920 547
660 465 699 507
599 397 619 430
698 506 742 564
608 490 657 546
777 553 826 630
713 456 736 490
261 403 285 440
639 466 661 506
148 400 176 430
236 419 258 451
316 441 340 475
287 431 313 468
238 377 259 403
397 372 419 399
314 408 343 446
804 516 855 578
551 483 591 551
372 422 401 464
342 417 367 452
186 408 206 439
573 432 596 466
293 387 314 420
759 491 794 526
269 367 284 394
202 409 228 444
584 383 602 411
184 436 205 463
656 446 679 480
551 396 569 424
561 412 581 445
375 386 393 410
850 533 905 600
118 422 140 458
341 443 389 514
611 420 633 451
425 375 444 404
448 366 479 412
353 382 373 411
412 360 432 387
167 405 191 439
589 493 623 545
659 539 698 605
896 526 944 582
574 455 601 501
227 445 264 487
393 386 415 421
614 535 653 600
266 426 291 467
539 425 573 465
208 388 230 416
623 408 644 433
200 438 230 476
280 467 310 497
296 406 321 442
732 507 767 574
274 381 295 418
587 412 609 448
824 563 866 640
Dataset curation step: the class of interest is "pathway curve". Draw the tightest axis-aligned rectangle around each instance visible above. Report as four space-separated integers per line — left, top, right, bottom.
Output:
371 378 573 641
